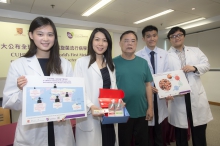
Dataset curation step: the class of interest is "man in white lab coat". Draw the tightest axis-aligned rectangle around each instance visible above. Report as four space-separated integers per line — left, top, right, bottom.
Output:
167 27 213 146
136 25 169 146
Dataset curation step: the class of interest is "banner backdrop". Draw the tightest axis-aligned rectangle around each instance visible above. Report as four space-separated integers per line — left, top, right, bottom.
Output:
0 21 108 78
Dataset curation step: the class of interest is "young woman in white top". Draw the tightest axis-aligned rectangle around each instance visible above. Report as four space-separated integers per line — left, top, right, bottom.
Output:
3 17 75 146
74 28 118 146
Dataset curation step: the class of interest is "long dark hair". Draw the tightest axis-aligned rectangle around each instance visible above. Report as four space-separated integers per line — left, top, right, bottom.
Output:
23 17 62 74
87 28 114 71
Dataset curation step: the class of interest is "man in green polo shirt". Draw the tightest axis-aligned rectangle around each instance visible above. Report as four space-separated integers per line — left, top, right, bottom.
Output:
113 30 153 146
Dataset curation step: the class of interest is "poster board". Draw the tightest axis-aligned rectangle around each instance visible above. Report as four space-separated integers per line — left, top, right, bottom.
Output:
22 76 86 125
153 70 191 98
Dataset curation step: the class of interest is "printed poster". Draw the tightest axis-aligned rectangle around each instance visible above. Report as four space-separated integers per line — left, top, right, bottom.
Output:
153 70 191 98
22 76 86 125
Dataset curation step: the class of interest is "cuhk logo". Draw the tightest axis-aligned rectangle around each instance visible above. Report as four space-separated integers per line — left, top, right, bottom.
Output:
46 118 49 121
16 28 23 34
67 32 74 39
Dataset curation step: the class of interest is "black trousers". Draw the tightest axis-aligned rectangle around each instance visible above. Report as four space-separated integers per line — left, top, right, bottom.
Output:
101 123 115 146
175 93 207 146
119 117 149 146
48 122 55 146
149 93 163 146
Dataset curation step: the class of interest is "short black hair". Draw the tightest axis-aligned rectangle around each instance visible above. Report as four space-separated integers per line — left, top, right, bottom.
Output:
142 25 158 37
120 30 138 41
167 27 186 40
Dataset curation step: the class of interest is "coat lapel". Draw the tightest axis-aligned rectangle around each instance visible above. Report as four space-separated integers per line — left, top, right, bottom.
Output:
107 65 116 89
184 46 191 65
141 48 153 73
91 61 102 77
156 49 162 73
26 55 44 76
168 47 179 60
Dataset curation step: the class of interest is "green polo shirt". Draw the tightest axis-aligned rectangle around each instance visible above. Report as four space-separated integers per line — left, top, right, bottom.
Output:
113 55 153 118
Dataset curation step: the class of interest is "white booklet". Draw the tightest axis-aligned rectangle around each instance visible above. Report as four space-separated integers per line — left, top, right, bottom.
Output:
22 76 86 125
152 70 191 98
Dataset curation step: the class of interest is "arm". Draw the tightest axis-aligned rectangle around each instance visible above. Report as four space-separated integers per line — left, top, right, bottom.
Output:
3 63 24 111
182 48 210 75
146 82 153 121
66 59 74 77
194 48 210 76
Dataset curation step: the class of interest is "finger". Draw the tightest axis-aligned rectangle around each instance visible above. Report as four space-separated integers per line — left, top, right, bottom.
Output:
18 80 27 86
18 82 27 90
17 76 26 82
17 78 27 86
145 116 149 120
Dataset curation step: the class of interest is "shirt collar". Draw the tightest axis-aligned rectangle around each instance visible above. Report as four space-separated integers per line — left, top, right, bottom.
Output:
172 46 185 53
145 46 158 55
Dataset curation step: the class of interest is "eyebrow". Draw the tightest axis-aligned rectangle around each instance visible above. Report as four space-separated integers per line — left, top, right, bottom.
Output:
36 31 54 34
94 37 106 39
124 39 136 40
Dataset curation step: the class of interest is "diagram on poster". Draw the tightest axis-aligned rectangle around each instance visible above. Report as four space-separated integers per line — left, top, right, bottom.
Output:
22 76 86 125
153 70 191 98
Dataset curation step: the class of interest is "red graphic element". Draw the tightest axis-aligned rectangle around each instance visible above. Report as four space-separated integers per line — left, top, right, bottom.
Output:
175 75 180 80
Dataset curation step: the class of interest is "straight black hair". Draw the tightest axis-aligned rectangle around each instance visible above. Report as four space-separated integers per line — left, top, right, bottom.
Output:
23 17 62 74
120 30 138 41
167 27 186 40
142 25 158 37
87 28 114 72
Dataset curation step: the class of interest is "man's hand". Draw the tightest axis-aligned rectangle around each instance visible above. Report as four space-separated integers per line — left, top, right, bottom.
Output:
182 65 196 73
151 86 158 93
165 95 174 100
146 107 153 121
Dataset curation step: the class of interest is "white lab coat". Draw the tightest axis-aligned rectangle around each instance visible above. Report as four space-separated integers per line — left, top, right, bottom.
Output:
73 56 118 146
3 55 75 146
136 46 169 126
167 46 213 128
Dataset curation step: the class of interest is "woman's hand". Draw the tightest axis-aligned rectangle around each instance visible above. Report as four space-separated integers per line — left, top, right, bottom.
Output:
17 76 27 90
90 105 104 117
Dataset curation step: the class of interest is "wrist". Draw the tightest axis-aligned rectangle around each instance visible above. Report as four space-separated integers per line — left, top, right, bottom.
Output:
148 106 153 110
193 66 198 73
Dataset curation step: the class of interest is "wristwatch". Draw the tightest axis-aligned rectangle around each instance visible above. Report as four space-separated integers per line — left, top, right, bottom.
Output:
193 66 198 73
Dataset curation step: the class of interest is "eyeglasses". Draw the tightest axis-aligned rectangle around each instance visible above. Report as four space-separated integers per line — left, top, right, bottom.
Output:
123 39 137 44
170 33 184 39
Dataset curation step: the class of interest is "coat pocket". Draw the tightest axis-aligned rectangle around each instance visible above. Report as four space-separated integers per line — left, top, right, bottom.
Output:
76 114 94 132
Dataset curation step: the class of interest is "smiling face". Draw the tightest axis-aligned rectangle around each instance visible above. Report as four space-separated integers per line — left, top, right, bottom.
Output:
169 30 185 49
92 31 108 56
119 33 137 56
29 25 55 58
142 30 158 50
